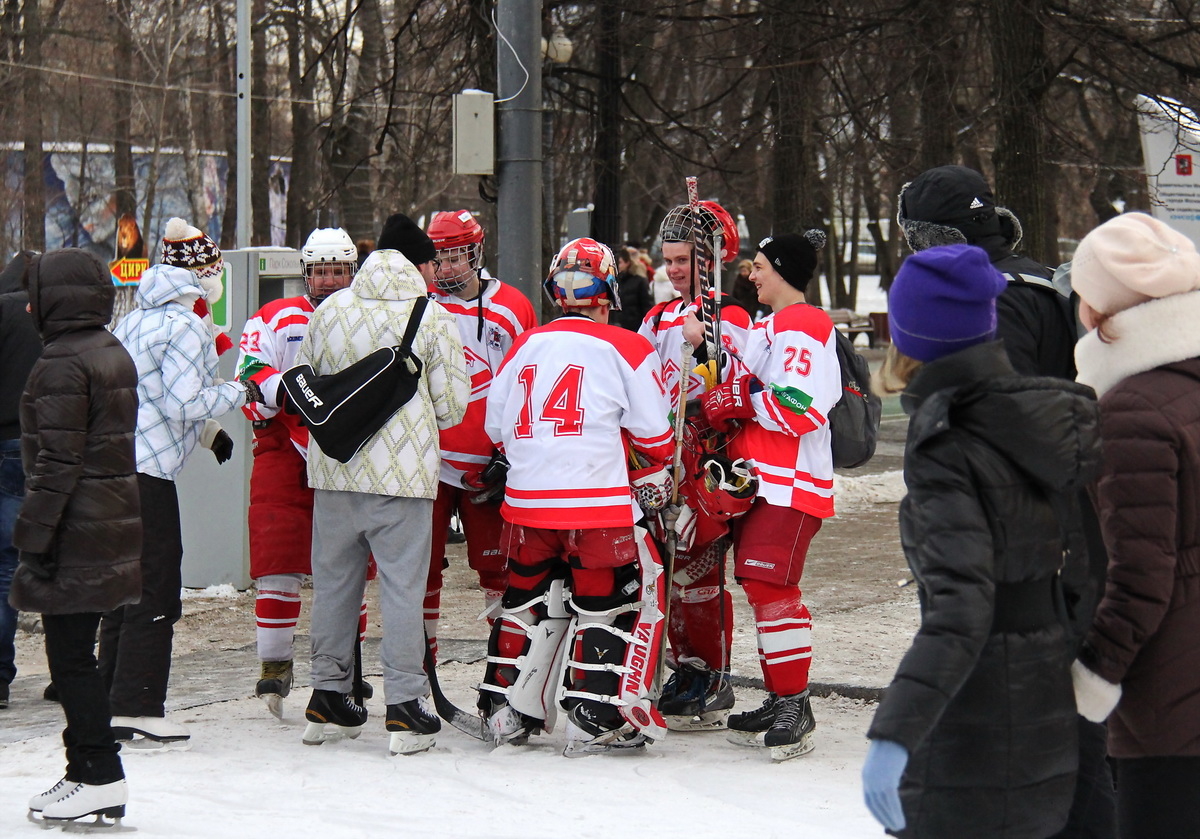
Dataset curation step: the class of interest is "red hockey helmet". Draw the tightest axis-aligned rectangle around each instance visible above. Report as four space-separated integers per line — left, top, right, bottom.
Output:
544 237 621 310
658 199 740 264
687 453 757 520
427 210 485 294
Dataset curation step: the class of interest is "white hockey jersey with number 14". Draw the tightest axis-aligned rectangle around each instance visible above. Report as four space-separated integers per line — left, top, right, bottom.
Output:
486 314 674 530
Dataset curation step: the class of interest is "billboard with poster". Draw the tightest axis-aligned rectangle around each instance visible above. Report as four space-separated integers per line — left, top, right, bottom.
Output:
1136 94 1200 245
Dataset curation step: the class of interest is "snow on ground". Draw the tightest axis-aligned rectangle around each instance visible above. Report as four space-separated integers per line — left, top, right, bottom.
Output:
834 469 906 510
0 683 885 838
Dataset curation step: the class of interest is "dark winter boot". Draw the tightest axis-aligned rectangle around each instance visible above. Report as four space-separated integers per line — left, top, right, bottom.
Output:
386 697 440 755
762 690 816 761
302 689 367 745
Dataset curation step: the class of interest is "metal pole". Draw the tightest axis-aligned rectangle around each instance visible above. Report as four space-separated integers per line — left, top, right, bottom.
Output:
235 0 251 249
496 0 542 307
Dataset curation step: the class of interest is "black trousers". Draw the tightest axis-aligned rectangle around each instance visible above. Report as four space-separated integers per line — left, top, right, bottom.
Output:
98 474 182 718
1115 755 1200 839
43 612 124 785
1049 717 1117 839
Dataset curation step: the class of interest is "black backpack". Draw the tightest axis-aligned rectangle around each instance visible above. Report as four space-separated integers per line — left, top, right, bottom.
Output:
281 297 427 463
828 328 881 468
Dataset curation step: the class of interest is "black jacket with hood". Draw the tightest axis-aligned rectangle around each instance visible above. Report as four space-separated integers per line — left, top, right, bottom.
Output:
866 341 1101 839
9 249 142 615
0 251 43 440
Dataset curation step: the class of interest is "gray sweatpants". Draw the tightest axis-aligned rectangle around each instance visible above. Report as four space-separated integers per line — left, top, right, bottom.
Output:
309 489 433 705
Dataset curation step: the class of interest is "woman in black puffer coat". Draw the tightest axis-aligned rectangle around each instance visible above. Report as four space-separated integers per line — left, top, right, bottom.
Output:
10 248 141 821
862 244 1101 839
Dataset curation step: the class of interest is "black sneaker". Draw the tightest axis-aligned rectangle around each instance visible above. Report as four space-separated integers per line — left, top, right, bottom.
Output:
763 690 816 760
386 698 440 755
302 689 367 745
0 681 9 709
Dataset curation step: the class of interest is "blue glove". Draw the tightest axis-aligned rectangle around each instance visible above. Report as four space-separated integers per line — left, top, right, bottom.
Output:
862 738 908 832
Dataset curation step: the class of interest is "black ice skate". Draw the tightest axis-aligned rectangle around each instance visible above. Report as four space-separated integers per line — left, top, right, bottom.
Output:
255 659 294 719
726 692 780 747
386 697 440 755
658 664 735 731
29 779 130 832
762 690 816 761
562 704 649 758
302 689 367 745
111 715 191 751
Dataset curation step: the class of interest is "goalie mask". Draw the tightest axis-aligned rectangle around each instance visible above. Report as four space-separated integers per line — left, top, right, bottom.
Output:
301 227 358 303
428 210 485 295
658 199 740 265
688 453 757 520
544 237 621 310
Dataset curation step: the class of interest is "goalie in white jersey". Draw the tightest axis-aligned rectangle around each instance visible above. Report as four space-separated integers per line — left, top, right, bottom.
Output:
701 230 840 760
481 238 675 756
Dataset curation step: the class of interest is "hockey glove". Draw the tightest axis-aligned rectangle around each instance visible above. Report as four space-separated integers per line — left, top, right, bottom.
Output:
1071 659 1122 723
862 739 908 832
242 378 265 405
19 550 57 582
663 503 697 551
466 451 510 504
630 463 673 513
701 375 760 428
200 419 235 465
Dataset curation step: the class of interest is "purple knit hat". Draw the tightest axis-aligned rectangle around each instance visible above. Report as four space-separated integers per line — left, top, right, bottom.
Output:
889 244 1007 362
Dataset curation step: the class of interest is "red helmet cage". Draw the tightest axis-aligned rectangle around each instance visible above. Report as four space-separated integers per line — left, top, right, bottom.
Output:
686 453 757 520
698 201 740 264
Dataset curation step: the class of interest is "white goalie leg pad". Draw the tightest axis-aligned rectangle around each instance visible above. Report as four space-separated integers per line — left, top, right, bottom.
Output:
479 578 572 731
558 526 667 741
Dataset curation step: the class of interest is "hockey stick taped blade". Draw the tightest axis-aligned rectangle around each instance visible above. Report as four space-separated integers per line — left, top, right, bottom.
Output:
423 636 487 741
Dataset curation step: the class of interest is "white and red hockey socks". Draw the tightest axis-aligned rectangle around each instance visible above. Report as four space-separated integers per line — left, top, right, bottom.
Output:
742 579 812 696
256 573 303 662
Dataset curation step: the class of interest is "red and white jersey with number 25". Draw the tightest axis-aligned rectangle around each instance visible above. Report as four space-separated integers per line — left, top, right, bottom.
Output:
732 303 840 517
486 314 674 530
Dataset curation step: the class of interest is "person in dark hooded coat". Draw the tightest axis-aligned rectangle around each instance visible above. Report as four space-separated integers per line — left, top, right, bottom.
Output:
10 248 142 824
861 244 1101 839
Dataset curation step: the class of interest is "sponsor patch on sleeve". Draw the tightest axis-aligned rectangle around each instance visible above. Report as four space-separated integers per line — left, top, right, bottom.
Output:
770 384 813 415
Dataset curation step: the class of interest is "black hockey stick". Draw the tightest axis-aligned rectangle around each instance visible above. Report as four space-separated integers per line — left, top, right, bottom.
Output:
423 635 488 741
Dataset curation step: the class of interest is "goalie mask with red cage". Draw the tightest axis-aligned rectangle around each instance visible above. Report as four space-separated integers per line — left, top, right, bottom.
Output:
544 237 621 310
657 200 740 265
427 210 485 294
686 452 758 520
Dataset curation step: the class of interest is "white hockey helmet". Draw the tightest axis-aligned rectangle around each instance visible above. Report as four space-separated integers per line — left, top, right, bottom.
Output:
301 227 358 301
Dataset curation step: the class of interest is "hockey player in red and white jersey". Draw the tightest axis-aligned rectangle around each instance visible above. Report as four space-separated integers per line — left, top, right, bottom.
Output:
637 199 753 730
236 227 372 715
423 210 536 658
480 238 675 757
701 230 839 761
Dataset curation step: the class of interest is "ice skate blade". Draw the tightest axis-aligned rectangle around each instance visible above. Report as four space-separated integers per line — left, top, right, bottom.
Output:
301 721 362 746
29 808 135 833
261 694 284 720
664 709 730 732
769 734 815 762
388 731 436 756
116 736 190 753
563 734 649 758
726 729 767 748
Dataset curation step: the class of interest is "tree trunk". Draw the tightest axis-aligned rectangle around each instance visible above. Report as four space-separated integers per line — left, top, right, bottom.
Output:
284 1 315 247
591 0 621 246
915 0 959 171
987 0 1053 263
21 0 43 250
112 0 136 219
329 0 386 242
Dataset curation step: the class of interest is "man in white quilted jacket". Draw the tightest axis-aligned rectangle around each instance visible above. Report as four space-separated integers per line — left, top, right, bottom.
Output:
297 213 469 756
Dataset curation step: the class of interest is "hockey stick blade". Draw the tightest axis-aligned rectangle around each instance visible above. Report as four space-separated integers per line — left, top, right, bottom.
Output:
423 638 488 741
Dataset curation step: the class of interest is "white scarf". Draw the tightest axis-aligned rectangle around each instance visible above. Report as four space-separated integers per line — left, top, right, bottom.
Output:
1075 288 1200 397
